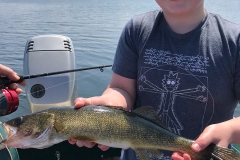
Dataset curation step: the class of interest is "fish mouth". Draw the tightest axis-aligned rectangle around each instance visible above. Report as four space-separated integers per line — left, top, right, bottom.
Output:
0 123 15 150
3 123 53 149
1 123 17 141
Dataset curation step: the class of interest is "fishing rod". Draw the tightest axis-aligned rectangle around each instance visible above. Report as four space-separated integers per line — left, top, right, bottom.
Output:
0 65 112 89
0 64 112 116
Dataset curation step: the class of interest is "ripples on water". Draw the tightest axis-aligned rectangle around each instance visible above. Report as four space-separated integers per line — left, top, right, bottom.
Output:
0 0 239 122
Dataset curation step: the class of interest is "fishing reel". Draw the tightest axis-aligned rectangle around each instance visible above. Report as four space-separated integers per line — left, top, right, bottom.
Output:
0 88 19 116
0 76 24 116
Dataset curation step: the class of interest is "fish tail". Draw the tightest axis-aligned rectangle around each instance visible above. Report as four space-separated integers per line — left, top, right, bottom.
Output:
211 145 240 160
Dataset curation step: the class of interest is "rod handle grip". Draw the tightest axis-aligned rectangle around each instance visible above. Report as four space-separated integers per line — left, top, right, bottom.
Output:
0 75 24 89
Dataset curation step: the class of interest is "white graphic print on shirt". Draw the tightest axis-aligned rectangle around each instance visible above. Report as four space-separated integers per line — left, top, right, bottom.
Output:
139 48 214 137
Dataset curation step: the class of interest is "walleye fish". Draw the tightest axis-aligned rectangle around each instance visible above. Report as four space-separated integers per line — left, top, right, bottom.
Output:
0 105 240 160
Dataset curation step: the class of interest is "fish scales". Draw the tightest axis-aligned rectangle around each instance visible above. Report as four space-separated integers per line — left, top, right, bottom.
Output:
48 106 181 149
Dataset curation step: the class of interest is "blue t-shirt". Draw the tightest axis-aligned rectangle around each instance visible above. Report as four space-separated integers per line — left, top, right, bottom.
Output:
112 10 240 160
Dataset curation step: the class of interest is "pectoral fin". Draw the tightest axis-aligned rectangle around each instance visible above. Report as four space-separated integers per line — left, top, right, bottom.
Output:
135 149 163 160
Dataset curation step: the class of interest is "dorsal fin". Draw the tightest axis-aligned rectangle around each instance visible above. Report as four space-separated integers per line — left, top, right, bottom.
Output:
133 106 169 130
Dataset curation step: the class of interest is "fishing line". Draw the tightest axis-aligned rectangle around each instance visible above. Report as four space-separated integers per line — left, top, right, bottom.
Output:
25 71 101 98
8 67 111 104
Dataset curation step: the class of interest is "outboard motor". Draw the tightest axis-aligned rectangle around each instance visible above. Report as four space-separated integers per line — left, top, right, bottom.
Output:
23 35 77 113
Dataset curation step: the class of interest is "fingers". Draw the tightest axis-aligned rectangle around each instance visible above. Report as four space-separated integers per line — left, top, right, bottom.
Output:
191 134 211 152
172 152 183 160
69 139 95 148
4 77 25 95
171 152 191 160
0 64 26 89
76 141 95 148
0 64 18 80
8 83 18 90
74 98 90 108
68 139 109 151
74 97 99 108
15 88 23 95
17 79 26 86
98 144 110 151
68 139 77 144
191 125 216 152
191 142 202 152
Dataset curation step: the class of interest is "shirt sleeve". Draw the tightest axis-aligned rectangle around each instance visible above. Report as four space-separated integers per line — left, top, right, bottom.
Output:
233 34 240 99
112 19 139 79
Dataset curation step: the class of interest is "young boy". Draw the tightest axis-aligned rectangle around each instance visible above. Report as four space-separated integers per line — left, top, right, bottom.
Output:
70 0 240 159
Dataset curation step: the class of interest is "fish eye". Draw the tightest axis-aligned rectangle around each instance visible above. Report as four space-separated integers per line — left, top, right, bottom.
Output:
13 117 23 126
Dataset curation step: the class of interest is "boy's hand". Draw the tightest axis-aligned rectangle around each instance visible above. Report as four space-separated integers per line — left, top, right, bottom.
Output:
171 122 232 160
68 97 110 151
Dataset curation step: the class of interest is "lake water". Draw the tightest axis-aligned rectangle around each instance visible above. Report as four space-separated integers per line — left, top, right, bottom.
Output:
0 0 240 122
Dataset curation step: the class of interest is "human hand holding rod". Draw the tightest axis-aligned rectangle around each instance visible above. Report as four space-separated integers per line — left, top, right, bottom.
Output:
0 64 26 93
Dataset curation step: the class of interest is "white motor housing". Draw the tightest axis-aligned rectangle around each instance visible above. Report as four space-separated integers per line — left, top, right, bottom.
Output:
23 35 77 113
